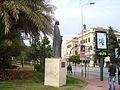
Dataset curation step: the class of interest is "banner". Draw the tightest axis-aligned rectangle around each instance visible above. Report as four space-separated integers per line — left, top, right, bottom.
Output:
95 31 107 50
80 45 85 58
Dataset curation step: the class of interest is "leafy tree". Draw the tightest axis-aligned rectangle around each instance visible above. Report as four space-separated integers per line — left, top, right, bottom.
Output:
0 0 55 41
27 44 38 64
108 26 119 64
16 46 31 68
0 0 55 70
69 54 80 73
69 54 80 64
36 37 52 73
0 22 25 70
27 37 52 73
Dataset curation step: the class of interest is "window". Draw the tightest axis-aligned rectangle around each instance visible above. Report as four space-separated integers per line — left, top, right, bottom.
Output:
88 38 90 42
86 39 87 43
75 50 78 54
75 44 77 47
67 45 71 48
94 37 95 42
83 40 85 43
80 40 82 44
118 39 120 43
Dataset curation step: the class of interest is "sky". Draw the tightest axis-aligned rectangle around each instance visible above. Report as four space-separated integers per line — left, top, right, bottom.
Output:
50 0 120 42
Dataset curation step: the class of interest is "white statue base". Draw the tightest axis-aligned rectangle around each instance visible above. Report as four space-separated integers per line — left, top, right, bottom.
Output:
44 58 66 87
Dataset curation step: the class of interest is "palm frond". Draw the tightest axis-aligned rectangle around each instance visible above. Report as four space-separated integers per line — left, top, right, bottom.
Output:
3 1 19 20
0 0 55 40
18 4 54 34
2 10 11 34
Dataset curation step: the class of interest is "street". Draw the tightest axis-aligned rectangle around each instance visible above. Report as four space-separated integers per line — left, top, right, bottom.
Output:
72 65 118 80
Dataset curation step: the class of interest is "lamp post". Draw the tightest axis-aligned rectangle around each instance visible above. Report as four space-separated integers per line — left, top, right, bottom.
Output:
81 2 95 29
80 2 95 77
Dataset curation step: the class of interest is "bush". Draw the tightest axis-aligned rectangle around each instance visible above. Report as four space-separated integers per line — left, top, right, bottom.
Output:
10 65 19 69
0 70 33 81
34 64 41 72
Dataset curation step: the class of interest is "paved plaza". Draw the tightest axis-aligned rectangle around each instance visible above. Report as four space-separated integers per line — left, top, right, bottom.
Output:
68 66 120 90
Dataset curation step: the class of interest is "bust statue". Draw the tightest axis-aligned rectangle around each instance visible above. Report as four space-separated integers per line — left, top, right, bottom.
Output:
52 21 62 58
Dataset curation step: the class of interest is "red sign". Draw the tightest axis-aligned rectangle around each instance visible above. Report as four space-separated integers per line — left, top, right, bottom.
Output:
80 45 86 58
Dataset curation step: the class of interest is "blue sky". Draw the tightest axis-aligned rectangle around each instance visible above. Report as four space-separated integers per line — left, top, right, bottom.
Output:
50 0 120 41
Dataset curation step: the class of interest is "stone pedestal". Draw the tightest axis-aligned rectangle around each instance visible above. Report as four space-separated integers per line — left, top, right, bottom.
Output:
44 58 66 87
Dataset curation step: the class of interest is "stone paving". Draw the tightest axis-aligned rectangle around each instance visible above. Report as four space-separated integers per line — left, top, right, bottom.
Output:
68 73 120 90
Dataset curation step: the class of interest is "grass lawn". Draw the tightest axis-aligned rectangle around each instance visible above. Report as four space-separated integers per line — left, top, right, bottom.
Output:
0 70 88 90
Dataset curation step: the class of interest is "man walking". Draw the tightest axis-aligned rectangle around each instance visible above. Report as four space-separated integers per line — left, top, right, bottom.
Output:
108 62 116 90
67 64 72 73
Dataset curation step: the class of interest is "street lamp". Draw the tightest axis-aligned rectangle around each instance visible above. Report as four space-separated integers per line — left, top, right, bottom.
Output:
80 2 95 77
81 2 95 30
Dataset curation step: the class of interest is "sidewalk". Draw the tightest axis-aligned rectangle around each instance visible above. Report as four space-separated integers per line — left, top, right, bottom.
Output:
68 73 120 90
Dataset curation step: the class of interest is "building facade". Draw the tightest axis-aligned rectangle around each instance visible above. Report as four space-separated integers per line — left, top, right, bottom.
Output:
62 26 120 66
63 37 79 58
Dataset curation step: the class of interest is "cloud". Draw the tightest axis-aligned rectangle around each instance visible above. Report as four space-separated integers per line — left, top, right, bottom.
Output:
50 0 120 41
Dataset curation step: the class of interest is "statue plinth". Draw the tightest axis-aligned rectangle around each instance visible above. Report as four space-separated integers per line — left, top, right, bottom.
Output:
44 58 66 87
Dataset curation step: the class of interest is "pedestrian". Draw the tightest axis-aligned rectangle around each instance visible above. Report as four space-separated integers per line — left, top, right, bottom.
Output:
67 64 72 73
108 62 116 90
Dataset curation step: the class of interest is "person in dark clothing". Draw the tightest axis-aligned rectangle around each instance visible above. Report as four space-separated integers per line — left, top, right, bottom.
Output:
108 62 116 90
67 64 72 73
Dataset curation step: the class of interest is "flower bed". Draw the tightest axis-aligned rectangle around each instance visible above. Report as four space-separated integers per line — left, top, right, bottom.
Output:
0 70 33 81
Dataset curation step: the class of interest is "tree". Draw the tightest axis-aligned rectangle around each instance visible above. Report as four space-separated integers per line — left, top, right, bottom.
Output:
69 54 80 63
69 54 80 73
108 27 119 64
0 0 55 41
36 37 52 73
16 46 31 68
0 22 25 70
0 0 55 70
28 37 52 73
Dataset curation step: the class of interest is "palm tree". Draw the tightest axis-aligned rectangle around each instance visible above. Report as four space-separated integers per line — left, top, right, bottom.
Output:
0 0 55 41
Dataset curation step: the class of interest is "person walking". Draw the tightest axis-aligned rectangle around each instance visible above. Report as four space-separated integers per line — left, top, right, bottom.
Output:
108 62 116 90
67 64 72 73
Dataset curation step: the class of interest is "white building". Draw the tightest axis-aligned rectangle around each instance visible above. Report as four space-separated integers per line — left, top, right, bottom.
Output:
62 25 120 66
63 37 79 58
